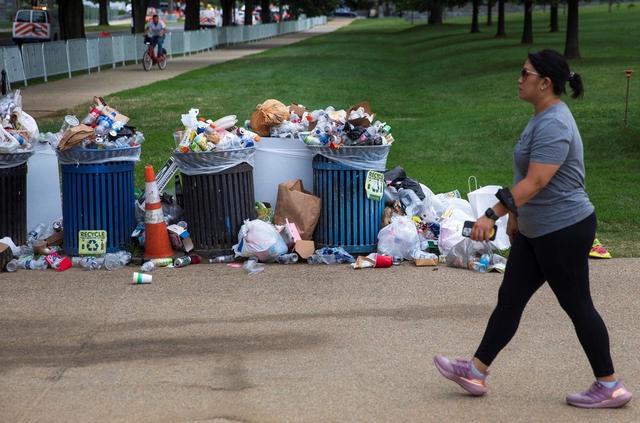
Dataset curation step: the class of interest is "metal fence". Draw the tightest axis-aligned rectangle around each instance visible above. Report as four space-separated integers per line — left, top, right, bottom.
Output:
0 16 327 89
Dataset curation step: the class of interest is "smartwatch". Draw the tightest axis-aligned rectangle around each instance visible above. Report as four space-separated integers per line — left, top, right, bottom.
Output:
485 207 499 221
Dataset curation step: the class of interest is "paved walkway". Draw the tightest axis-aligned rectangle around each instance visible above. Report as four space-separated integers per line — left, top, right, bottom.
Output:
20 19 353 118
0 259 638 422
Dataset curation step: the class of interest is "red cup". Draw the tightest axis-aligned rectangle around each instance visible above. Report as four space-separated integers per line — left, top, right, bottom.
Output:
374 255 393 268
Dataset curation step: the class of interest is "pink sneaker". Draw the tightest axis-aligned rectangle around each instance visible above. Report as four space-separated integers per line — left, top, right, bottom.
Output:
566 380 632 408
433 355 488 396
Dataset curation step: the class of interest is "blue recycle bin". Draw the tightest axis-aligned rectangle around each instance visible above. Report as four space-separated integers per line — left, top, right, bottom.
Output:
312 155 386 254
61 161 135 255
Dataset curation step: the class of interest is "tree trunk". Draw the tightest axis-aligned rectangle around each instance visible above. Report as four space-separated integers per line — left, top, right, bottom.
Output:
487 1 493 26
99 0 109 26
564 0 580 59
521 0 533 44
261 0 270 23
496 0 506 37
428 3 443 24
550 1 558 32
58 0 86 39
131 0 149 33
222 0 234 26
184 0 200 30
471 0 480 33
245 0 254 25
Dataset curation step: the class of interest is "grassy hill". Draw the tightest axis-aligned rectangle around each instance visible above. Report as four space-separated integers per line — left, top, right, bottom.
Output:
39 5 640 255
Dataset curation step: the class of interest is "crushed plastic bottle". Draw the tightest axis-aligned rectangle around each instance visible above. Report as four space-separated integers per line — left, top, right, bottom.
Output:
243 258 265 275
103 251 132 271
209 254 235 263
306 247 355 265
140 261 155 272
5 259 18 272
276 253 299 264
79 257 103 271
18 255 48 270
27 223 46 246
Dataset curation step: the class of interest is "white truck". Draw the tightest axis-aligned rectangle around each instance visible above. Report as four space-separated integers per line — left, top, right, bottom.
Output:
12 7 60 45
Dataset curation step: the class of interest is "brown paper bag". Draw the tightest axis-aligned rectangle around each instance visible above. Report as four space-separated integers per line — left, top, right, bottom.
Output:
250 99 290 136
273 179 321 241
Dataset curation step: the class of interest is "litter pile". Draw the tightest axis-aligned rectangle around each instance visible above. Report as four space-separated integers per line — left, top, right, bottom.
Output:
47 97 144 152
246 99 394 149
175 108 260 152
0 90 38 155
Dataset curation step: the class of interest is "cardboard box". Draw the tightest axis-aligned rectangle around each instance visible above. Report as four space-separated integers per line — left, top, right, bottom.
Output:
102 106 130 124
0 242 12 272
45 231 64 247
415 258 438 267
294 240 315 260
167 225 194 253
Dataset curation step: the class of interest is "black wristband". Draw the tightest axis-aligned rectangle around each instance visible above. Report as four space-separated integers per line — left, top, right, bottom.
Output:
485 207 499 221
495 188 518 217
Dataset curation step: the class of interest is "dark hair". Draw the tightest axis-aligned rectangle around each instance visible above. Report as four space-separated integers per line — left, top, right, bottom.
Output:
528 49 584 99
152 14 159 18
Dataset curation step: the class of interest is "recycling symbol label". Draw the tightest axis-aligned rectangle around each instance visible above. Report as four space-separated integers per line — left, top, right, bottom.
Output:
79 230 107 255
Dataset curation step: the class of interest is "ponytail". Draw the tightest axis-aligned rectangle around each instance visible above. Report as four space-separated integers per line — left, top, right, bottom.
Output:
528 49 585 100
568 72 584 99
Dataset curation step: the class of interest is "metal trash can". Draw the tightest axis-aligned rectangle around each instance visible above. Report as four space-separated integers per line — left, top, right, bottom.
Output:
61 161 136 255
312 149 388 254
180 162 255 255
0 163 27 245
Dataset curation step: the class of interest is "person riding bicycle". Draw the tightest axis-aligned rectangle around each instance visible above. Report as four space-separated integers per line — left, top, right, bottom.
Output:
146 14 167 57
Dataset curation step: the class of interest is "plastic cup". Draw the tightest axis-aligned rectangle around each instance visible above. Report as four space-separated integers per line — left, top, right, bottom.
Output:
133 272 152 284
374 255 393 268
60 115 80 133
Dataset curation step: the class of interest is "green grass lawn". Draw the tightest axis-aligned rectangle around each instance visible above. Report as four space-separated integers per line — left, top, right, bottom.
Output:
38 5 640 256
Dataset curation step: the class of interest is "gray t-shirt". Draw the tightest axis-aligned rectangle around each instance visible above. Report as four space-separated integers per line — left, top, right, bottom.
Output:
513 102 594 238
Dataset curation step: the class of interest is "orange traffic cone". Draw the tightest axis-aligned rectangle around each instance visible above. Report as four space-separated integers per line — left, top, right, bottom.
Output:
143 165 173 259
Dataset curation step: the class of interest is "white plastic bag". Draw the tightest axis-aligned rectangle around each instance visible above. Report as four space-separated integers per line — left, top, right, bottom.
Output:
438 206 474 257
467 182 511 250
15 108 40 140
377 215 420 261
445 238 492 270
0 126 20 154
232 219 288 262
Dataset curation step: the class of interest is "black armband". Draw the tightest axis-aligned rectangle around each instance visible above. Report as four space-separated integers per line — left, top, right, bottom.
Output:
495 188 518 217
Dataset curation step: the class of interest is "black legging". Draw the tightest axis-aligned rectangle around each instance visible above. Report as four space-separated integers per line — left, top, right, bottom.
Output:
474 212 614 377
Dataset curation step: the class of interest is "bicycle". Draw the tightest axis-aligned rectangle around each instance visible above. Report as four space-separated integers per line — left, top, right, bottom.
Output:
142 36 167 71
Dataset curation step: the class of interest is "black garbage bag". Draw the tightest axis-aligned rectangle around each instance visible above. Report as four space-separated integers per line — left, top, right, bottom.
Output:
384 166 425 200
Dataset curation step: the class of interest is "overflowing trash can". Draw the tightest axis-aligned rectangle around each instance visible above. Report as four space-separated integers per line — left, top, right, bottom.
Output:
58 148 139 255
173 148 256 255
0 158 30 245
311 146 390 254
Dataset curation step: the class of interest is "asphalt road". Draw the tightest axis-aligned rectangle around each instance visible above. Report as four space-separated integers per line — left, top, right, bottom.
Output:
1 258 637 422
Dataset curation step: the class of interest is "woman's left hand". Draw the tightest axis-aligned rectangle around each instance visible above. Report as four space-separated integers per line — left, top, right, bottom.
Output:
471 216 495 241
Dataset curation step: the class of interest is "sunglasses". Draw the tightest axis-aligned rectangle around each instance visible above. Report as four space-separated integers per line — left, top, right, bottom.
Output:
520 68 541 79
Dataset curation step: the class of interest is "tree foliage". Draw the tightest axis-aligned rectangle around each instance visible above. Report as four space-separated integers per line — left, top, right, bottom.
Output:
287 0 340 17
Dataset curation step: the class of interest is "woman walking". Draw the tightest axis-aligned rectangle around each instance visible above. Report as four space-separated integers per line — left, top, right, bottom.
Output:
433 49 632 409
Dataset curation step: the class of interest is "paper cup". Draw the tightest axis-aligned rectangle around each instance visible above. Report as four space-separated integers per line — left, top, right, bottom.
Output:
374 255 393 268
133 272 152 284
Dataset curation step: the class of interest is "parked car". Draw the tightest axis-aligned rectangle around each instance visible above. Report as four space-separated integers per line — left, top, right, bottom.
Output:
332 8 357 18
12 7 59 45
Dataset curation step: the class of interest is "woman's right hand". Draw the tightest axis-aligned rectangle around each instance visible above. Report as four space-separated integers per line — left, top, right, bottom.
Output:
507 215 519 242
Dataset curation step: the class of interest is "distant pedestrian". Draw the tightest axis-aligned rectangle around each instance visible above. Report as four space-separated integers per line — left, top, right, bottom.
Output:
433 49 632 409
